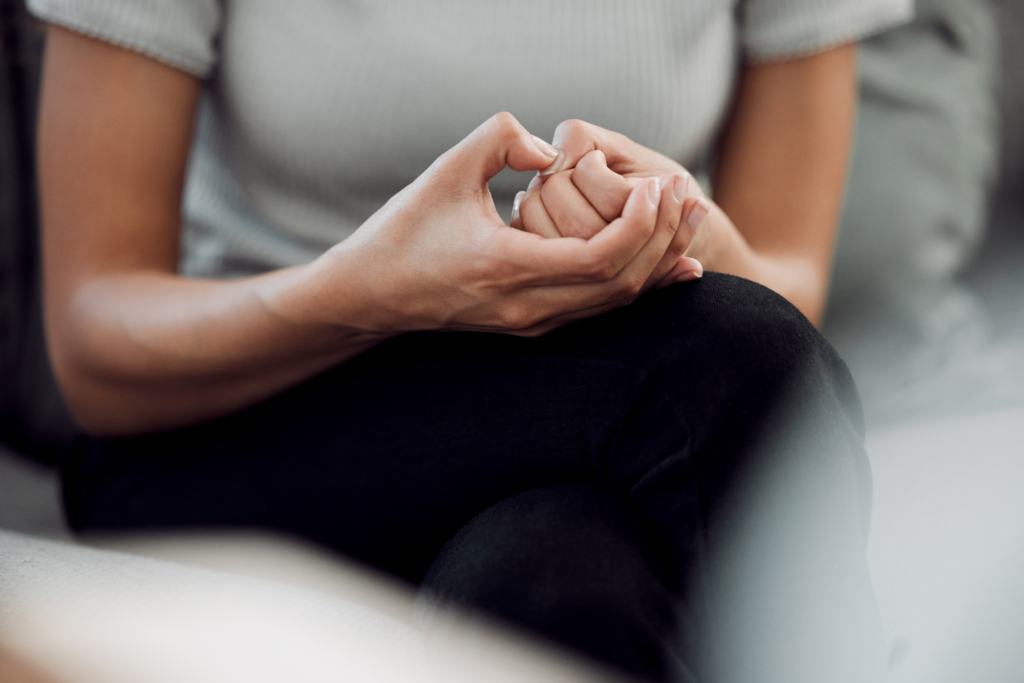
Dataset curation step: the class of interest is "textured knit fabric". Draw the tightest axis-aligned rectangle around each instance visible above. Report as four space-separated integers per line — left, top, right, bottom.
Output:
28 0 912 279
65 276 887 683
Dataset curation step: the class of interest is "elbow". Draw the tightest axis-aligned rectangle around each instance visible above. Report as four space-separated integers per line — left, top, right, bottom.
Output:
48 344 124 437
45 284 171 437
52 363 166 438
47 318 151 437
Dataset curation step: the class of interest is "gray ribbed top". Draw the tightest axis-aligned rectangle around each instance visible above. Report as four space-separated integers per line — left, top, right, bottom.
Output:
29 0 912 278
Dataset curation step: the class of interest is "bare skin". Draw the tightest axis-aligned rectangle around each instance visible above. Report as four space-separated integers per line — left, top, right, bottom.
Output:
510 153 707 284
515 44 858 323
39 27 686 437
39 27 856 438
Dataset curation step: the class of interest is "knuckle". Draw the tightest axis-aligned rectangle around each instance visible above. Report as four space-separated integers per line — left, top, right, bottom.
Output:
560 119 588 134
489 111 520 139
573 152 599 178
578 253 614 281
519 190 539 215
496 308 521 330
595 261 620 283
640 215 658 238
616 272 645 297
553 118 589 142
539 171 569 202
601 259 623 282
669 237 689 260
497 303 535 331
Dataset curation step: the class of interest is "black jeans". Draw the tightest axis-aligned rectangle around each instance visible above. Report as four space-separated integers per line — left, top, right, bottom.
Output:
63 275 885 682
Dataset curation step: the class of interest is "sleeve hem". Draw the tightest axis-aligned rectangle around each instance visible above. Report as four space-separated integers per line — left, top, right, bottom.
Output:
744 6 914 65
31 6 212 77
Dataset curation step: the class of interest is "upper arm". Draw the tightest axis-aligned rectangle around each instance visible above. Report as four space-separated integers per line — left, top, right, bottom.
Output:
712 44 858 298
37 25 201 352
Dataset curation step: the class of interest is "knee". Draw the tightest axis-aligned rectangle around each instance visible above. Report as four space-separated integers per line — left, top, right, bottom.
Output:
647 274 861 423
679 275 871 530
693 274 834 371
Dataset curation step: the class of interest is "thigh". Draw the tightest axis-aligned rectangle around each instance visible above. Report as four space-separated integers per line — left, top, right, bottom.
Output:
63 274 868 586
66 352 624 581
64 297 665 580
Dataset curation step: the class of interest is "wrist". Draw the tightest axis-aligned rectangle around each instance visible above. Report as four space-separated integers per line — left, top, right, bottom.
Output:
686 205 827 323
686 201 753 275
255 250 395 345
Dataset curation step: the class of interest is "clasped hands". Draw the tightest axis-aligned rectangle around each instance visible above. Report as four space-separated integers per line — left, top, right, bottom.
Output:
317 113 712 337
511 122 709 286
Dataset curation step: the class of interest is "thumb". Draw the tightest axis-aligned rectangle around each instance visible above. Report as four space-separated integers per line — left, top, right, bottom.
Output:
550 119 677 178
445 112 562 185
548 119 612 175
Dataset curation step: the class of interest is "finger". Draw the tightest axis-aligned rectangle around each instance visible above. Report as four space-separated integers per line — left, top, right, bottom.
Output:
494 177 661 286
571 150 639 222
579 176 664 279
546 119 606 174
653 257 704 289
468 177 664 332
539 169 608 239
506 178 690 330
517 183 561 238
642 174 696 290
477 179 692 333
682 195 712 232
652 195 711 287
612 173 688 295
550 119 679 177
445 112 562 185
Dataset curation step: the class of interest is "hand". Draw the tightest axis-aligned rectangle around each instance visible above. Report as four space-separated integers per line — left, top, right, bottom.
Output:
510 149 705 288
298 113 686 337
538 120 715 287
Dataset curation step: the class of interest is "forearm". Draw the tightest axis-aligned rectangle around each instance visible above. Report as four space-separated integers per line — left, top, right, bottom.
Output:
700 45 858 326
51 262 388 437
690 203 830 323
39 26 681 438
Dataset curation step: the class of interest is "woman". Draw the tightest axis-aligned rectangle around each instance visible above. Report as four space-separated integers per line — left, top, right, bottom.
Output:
32 1 909 680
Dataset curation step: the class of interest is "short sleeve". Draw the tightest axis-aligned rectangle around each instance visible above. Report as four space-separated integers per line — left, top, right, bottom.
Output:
27 0 222 77
738 0 914 63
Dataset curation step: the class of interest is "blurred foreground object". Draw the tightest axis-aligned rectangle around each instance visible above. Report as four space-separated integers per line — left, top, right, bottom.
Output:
0 531 632 683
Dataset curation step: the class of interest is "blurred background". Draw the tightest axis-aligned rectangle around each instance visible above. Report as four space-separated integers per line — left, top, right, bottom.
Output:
2 0 1023 681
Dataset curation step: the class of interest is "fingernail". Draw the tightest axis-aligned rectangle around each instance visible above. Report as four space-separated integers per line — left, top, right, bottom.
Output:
527 174 547 190
533 136 566 176
646 177 661 207
687 198 710 232
661 173 676 199
532 135 559 161
676 260 704 282
673 172 691 203
539 150 566 176
512 191 525 219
